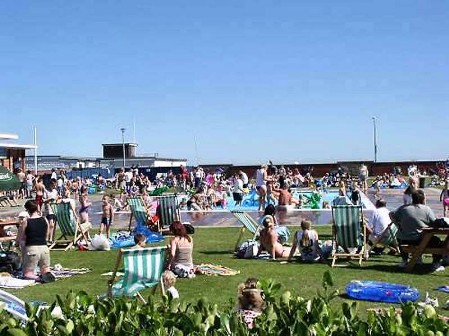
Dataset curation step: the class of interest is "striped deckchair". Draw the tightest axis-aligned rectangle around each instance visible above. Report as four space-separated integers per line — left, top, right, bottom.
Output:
331 205 367 267
127 196 150 231
367 223 399 255
107 246 167 303
154 194 180 229
231 210 260 251
50 202 90 251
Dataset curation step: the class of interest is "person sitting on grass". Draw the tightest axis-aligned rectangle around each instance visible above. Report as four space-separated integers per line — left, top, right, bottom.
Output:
288 220 322 262
167 221 195 278
259 204 290 244
237 277 265 329
258 215 290 260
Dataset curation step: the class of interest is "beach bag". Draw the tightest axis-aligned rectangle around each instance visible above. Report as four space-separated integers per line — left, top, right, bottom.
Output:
433 218 449 228
0 251 21 273
236 239 260 259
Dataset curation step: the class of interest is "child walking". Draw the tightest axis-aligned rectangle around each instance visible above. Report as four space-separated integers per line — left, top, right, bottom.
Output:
440 180 449 217
99 195 114 238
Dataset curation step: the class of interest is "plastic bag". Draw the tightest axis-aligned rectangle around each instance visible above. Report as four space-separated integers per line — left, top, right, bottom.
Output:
89 234 111 251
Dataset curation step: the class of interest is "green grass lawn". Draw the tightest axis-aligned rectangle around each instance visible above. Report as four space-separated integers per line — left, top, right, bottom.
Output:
9 226 449 317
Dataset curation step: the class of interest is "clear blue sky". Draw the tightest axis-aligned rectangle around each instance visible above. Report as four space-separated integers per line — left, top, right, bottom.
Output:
1 1 448 165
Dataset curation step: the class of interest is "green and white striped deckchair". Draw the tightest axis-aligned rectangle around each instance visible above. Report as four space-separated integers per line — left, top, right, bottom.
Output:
50 202 88 251
367 223 399 254
107 246 167 303
154 194 180 229
331 205 367 267
231 210 260 251
127 196 150 231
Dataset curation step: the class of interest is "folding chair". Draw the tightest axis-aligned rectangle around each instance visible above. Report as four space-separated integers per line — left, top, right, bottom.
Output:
154 194 180 229
231 210 261 251
127 196 150 231
367 223 399 255
331 205 367 267
107 246 167 303
50 202 90 251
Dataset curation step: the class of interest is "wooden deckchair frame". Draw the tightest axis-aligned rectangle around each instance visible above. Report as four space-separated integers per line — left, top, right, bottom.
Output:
49 202 90 251
231 210 261 251
127 196 151 232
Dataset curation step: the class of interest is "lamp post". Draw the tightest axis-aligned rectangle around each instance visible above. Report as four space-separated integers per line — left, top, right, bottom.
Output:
372 117 378 163
120 128 126 169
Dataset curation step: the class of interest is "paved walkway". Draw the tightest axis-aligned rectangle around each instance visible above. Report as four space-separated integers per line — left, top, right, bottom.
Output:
0 187 445 228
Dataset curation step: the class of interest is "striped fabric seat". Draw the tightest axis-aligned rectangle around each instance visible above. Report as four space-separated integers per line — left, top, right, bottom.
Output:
127 197 150 230
154 194 180 228
368 223 398 253
331 205 367 267
231 210 261 251
108 246 167 302
50 202 88 251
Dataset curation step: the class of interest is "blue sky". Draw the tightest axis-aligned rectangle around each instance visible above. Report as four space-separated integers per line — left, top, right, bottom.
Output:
1 1 448 165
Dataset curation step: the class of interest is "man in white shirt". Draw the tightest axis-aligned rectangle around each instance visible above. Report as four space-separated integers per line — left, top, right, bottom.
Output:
239 170 249 189
232 173 244 206
367 199 398 254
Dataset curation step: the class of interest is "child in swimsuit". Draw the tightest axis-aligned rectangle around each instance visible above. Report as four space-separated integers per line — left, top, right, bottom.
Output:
79 192 92 224
99 195 114 238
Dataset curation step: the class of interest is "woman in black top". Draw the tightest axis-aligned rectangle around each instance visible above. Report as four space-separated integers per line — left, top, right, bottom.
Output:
17 200 55 282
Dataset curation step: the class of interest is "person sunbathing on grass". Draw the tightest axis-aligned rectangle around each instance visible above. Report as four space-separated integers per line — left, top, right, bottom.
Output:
258 215 290 260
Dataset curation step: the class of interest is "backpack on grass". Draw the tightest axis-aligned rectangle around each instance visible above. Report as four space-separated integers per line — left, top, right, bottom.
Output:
0 251 21 273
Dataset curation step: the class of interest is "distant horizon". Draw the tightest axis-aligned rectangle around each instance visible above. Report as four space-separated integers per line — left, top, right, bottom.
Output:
22 152 447 167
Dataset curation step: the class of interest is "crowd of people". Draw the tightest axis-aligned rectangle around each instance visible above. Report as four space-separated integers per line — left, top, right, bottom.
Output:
1 161 449 330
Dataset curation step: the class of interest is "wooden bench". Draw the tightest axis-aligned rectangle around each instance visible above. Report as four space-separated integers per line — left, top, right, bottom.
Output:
400 228 449 272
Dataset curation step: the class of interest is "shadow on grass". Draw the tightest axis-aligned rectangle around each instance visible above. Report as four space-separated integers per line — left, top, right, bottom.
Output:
199 250 234 255
362 263 439 275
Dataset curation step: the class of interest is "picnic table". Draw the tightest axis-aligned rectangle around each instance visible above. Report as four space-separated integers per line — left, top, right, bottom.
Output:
402 227 449 272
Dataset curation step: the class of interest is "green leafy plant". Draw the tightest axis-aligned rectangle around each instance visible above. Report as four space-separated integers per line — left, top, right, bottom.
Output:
0 272 448 335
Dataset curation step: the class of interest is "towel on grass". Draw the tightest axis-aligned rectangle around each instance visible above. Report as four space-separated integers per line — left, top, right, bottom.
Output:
195 264 239 276
0 277 36 289
48 267 91 279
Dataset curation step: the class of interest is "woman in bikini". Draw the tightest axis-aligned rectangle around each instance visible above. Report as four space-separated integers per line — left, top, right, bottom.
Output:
259 215 290 260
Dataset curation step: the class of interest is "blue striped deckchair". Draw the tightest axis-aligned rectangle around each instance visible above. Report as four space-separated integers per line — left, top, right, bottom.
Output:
127 196 150 231
331 205 367 267
107 246 167 303
50 202 89 251
154 194 180 229
231 210 260 251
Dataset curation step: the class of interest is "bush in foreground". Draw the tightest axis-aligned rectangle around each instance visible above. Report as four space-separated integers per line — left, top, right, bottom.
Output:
0 271 447 335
